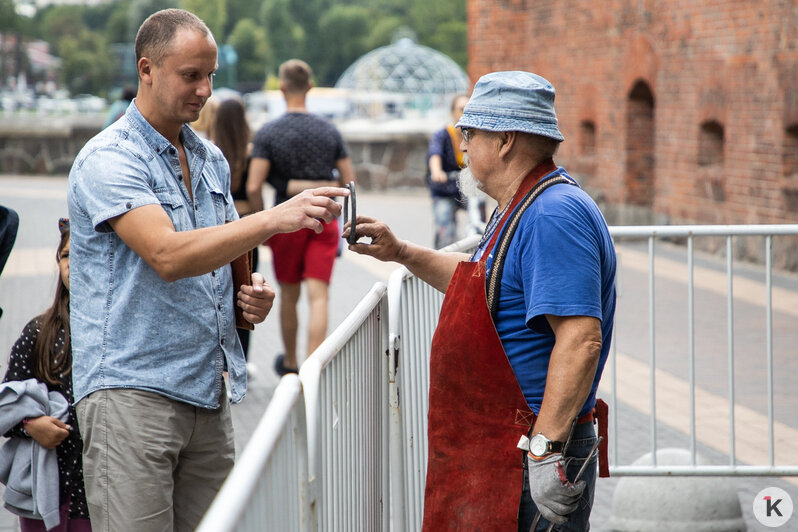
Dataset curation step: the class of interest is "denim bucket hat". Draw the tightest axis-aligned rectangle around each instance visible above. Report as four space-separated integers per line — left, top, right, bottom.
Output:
456 71 564 142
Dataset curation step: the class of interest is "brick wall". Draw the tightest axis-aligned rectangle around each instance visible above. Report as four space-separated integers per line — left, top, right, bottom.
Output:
468 0 798 228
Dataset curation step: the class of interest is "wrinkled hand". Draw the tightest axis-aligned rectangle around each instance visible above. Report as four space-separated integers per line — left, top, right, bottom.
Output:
237 272 275 325
272 187 347 234
343 216 407 263
527 452 586 525
25 416 70 449
430 169 448 183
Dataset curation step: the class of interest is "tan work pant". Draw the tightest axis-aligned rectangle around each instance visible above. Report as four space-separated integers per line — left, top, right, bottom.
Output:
76 388 235 532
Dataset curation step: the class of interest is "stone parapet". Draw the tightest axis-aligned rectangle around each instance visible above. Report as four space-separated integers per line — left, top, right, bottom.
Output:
0 115 432 189
0 114 103 175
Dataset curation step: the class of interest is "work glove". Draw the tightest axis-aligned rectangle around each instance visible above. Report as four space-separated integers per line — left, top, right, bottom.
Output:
527 452 586 525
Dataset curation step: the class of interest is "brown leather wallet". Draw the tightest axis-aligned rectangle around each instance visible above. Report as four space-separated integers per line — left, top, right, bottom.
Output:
230 248 254 330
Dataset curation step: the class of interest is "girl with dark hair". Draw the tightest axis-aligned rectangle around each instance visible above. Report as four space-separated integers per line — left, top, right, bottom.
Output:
2 219 91 531
210 98 259 361
211 98 253 216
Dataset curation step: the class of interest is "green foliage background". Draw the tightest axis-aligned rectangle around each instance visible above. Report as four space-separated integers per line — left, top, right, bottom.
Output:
7 0 466 95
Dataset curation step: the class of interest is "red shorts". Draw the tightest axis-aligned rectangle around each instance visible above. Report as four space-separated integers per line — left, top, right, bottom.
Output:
267 218 339 284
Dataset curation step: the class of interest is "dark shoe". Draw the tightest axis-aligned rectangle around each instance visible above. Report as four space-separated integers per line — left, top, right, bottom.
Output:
273 354 298 377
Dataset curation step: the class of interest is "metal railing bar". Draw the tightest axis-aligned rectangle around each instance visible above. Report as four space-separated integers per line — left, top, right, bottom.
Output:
766 235 774 466
648 236 657 466
610 465 798 476
610 250 622 467
688 236 696 465
611 335 619 467
726 235 735 465
610 224 798 238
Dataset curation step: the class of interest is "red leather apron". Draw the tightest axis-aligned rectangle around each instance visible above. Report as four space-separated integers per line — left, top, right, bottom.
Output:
421 161 557 531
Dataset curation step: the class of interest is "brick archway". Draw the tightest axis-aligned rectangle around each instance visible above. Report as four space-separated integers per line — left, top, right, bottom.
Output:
625 80 655 206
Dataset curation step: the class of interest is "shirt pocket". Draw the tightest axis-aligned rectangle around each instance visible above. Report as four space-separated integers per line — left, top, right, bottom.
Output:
208 184 231 226
154 188 191 231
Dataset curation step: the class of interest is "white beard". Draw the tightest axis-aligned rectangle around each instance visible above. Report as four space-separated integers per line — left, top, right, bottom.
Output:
458 159 481 198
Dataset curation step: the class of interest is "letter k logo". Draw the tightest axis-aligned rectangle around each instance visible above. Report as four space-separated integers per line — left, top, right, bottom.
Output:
765 496 783 517
754 488 792 526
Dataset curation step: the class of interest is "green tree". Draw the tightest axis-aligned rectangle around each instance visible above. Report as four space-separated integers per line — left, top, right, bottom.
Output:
227 18 271 84
41 6 88 50
126 0 179 42
408 0 467 68
364 16 404 52
58 29 115 96
286 0 330 70
260 0 304 70
223 0 263 40
0 0 20 33
181 0 227 42
315 5 370 85
105 0 133 44
427 20 467 69
251 0 468 87
0 0 23 88
81 1 121 33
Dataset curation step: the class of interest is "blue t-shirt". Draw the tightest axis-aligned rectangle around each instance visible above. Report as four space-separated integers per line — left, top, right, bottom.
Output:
425 127 462 198
479 168 616 416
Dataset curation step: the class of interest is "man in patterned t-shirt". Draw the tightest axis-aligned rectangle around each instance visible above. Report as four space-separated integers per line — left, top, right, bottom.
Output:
249 59 356 376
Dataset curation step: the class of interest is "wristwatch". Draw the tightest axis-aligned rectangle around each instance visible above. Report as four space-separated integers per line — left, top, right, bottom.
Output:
528 432 564 458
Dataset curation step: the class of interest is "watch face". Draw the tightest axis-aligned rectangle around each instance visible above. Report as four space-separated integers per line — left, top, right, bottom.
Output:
529 434 548 456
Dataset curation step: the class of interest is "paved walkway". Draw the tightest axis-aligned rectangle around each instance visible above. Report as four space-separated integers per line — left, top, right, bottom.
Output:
1 175 797 530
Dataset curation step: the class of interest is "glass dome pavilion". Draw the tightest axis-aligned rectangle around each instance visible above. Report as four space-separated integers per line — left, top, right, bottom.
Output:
335 37 470 118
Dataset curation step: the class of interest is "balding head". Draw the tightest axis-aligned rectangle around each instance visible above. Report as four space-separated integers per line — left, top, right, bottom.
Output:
135 9 212 66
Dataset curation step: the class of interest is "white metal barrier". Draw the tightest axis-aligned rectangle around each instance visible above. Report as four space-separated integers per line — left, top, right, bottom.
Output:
386 225 798 530
607 225 798 476
300 282 390 531
196 374 308 532
200 225 798 530
386 235 480 531
198 282 388 531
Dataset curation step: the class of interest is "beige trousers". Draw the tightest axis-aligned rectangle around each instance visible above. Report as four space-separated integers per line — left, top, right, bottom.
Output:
76 388 235 532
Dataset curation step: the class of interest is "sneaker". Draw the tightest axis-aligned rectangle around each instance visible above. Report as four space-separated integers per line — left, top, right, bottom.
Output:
273 354 298 377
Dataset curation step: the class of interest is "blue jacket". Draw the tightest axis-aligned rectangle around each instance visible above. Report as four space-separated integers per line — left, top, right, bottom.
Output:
0 379 69 529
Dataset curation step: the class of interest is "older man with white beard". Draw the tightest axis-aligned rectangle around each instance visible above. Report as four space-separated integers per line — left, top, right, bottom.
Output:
345 71 616 532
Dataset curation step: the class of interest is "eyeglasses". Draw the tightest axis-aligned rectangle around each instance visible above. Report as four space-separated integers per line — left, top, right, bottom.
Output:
460 127 477 143
342 181 357 244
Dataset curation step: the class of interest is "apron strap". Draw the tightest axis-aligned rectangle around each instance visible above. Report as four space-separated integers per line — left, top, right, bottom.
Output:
486 174 575 318
594 398 610 478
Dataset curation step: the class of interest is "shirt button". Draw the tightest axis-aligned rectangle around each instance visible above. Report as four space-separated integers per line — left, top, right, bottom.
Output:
194 204 198 210
217 304 222 310
211 271 216 277
125 202 132 209
220 338 225 346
